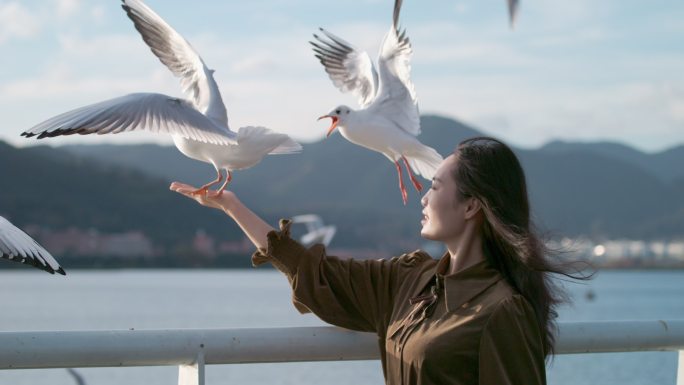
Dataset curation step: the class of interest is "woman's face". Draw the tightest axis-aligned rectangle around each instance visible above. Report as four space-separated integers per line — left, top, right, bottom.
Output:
420 154 470 243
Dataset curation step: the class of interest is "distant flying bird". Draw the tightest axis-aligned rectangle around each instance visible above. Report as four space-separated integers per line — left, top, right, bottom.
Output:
312 0 443 205
22 0 301 196
291 214 336 247
508 0 520 28
0 216 65 275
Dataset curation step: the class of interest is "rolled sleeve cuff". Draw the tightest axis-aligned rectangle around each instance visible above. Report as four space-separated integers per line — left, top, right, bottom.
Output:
251 219 308 277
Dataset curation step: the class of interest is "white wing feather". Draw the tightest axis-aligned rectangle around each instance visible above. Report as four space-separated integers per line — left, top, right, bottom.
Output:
122 0 229 127
368 23 420 137
311 28 379 108
22 93 237 145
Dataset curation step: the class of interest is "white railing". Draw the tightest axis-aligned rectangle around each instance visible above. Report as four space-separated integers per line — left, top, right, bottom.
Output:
1 320 683 385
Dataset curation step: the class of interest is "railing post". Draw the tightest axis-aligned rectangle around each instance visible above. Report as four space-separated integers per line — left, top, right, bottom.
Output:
678 350 683 385
178 351 204 385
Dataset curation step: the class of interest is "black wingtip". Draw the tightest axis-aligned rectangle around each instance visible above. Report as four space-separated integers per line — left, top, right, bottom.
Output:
57 267 67 276
121 2 135 20
508 0 520 29
393 0 403 29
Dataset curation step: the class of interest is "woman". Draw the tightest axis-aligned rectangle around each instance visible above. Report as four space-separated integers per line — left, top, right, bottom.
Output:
171 136 582 385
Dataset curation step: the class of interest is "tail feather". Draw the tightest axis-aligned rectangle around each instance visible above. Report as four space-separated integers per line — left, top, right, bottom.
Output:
237 126 302 155
405 145 443 180
269 137 303 155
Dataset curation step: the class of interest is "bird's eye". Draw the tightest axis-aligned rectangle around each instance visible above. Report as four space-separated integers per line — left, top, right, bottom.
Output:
335 109 340 114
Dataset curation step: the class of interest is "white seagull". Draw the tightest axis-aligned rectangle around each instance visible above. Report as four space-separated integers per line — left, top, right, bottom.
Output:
22 0 301 196
0 216 65 275
291 214 336 248
312 0 442 205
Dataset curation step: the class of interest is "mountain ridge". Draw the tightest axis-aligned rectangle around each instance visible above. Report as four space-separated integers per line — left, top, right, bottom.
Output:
3 114 682 258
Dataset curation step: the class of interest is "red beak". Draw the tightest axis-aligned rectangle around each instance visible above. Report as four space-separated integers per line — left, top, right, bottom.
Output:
318 115 339 137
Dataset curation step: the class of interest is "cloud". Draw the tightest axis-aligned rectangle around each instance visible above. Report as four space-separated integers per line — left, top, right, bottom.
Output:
1 0 681 153
671 103 684 121
0 0 107 45
666 89 684 122
522 0 612 29
528 27 613 48
0 2 41 43
90 5 106 23
53 0 79 19
56 33 142 58
452 2 469 15
420 77 684 151
0 67 168 101
230 55 278 75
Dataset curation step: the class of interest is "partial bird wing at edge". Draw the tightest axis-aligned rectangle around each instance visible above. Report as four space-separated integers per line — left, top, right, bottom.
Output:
310 28 379 108
0 216 65 275
121 0 229 127
22 93 237 145
508 0 520 28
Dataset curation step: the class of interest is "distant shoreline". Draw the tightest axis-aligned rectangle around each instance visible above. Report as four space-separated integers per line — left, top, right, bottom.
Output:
2 257 683 272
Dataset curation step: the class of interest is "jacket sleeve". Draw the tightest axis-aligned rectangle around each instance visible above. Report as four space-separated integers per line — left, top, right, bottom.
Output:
478 295 547 385
252 219 429 334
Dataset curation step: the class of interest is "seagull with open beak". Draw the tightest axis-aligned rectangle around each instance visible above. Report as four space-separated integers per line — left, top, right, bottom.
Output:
312 0 443 205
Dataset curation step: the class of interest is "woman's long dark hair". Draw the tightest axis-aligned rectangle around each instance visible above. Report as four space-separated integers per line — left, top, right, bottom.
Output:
451 136 589 357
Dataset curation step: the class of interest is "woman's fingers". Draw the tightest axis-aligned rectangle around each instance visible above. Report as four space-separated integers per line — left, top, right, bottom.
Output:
170 181 191 191
169 182 198 197
170 181 229 210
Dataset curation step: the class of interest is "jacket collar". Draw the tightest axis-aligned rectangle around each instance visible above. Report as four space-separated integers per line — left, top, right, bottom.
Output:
432 253 503 312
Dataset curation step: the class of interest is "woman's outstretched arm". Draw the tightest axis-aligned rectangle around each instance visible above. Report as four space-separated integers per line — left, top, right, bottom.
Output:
169 182 274 249
170 182 419 334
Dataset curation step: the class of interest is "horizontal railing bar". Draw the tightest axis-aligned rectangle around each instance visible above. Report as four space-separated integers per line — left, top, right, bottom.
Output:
0 327 377 369
556 320 684 354
1 320 683 370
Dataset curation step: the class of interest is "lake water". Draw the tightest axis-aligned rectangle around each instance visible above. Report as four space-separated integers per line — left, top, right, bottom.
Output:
0 268 682 385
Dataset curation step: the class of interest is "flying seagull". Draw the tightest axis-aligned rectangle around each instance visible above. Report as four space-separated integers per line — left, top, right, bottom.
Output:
291 214 336 248
0 216 65 275
312 0 443 205
22 0 301 196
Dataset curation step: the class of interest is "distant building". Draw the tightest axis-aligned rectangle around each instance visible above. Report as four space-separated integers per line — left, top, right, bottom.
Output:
218 237 253 254
548 237 684 268
192 229 216 257
100 231 155 258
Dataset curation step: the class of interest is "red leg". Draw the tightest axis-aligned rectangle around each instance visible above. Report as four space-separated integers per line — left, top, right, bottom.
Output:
212 170 233 197
395 161 408 205
402 156 423 192
191 169 223 196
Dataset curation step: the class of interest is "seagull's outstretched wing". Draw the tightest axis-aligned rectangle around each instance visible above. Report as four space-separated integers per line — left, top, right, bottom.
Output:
22 93 237 145
311 28 379 108
121 0 229 127
0 216 65 275
369 0 420 136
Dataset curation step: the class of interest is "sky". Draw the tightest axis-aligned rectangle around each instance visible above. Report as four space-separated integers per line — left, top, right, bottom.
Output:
0 0 682 152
